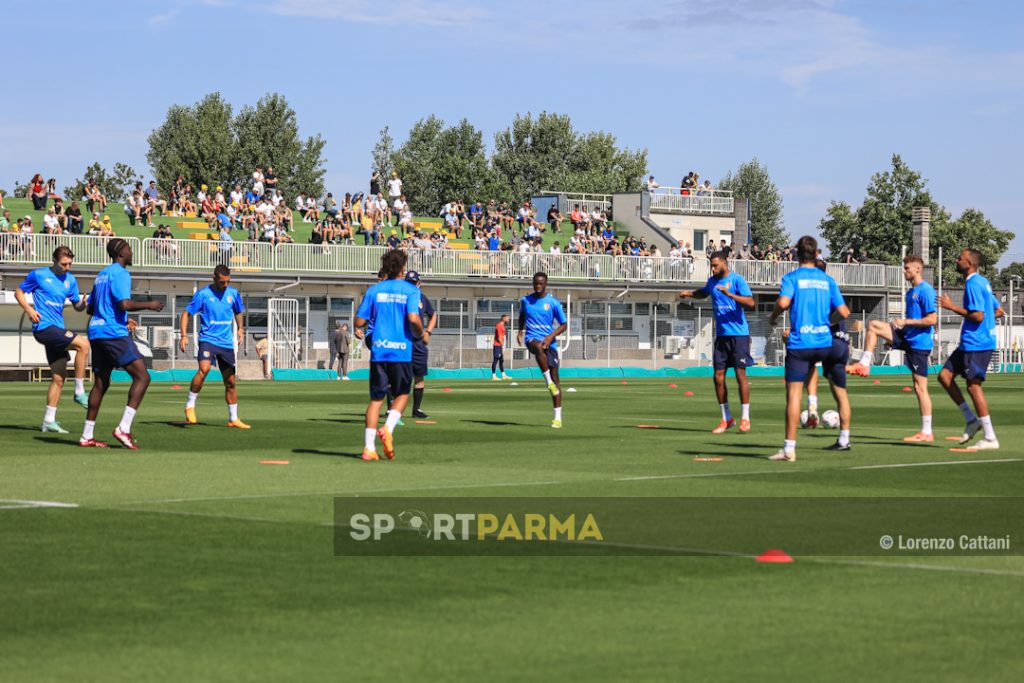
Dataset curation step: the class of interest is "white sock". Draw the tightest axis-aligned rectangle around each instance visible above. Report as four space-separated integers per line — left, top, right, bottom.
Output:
720 403 732 422
741 403 750 421
808 395 818 412
228 403 238 421
958 402 977 424
860 351 873 366
784 439 796 454
118 406 137 433
385 409 402 432
364 428 376 451
543 370 552 384
186 391 198 409
979 415 996 441
82 420 95 441
44 405 57 423
554 406 562 421
839 429 851 447
492 374 497 380
74 378 85 394
921 415 932 435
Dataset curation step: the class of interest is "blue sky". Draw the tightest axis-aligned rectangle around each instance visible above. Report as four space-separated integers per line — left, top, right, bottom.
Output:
2 0 1021 261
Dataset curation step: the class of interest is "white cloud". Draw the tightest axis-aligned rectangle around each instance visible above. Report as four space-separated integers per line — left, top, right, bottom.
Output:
260 0 487 27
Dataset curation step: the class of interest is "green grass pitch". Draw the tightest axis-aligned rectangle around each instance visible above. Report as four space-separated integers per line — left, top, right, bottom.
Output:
2 375 1023 681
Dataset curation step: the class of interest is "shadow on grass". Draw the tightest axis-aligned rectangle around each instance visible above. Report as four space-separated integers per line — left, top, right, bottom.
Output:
308 418 367 425
292 448 364 460
141 420 207 429
0 423 49 433
463 419 531 427
32 436 77 447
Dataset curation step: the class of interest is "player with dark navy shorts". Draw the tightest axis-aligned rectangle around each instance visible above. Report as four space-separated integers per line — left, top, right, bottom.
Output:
518 272 568 429
404 271 437 419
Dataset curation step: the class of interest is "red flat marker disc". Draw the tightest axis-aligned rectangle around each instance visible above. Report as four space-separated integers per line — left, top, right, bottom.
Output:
684 391 694 396
948 448 978 454
694 456 724 462
943 436 962 442
442 388 452 393
756 549 793 563
668 383 678 388
260 460 290 465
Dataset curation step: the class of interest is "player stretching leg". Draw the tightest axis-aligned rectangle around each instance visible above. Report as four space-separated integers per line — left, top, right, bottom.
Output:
179 265 249 428
679 250 755 433
15 246 91 433
405 271 437 419
848 255 936 441
80 239 164 449
492 314 510 380
354 250 424 461
768 237 850 461
937 249 1003 450
517 272 567 428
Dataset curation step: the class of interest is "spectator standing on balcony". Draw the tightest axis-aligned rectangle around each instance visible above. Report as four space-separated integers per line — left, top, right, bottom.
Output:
264 166 277 195
719 239 732 258
370 171 382 198
647 175 660 191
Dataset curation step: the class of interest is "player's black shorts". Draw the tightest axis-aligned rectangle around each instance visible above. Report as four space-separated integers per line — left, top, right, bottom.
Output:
198 341 236 369
33 326 76 365
712 335 753 371
369 361 413 400
91 337 143 373
890 327 931 377
492 346 504 360
527 340 559 369
821 340 850 389
412 340 429 378
943 347 993 383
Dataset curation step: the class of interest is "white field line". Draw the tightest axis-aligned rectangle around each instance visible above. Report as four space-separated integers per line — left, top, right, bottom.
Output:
616 470 802 482
849 458 1022 470
0 499 79 510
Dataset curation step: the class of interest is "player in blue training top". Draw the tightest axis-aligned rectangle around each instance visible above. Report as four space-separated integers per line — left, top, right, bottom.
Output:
404 271 437 419
81 238 165 449
354 250 424 461
937 248 1004 450
848 254 937 442
517 272 568 428
679 250 756 433
15 245 92 433
178 265 249 429
768 236 851 461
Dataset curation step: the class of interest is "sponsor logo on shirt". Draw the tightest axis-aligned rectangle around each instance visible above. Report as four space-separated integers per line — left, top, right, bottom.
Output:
376 293 409 304
800 325 830 334
797 279 830 290
374 339 408 350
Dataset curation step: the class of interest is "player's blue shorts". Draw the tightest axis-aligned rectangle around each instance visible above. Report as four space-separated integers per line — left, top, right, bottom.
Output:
91 337 142 373
713 335 753 371
785 346 831 384
943 347 993 382
412 340 429 378
890 326 931 377
822 340 850 389
198 341 236 369
369 361 413 400
33 327 76 365
492 346 504 360
527 340 559 369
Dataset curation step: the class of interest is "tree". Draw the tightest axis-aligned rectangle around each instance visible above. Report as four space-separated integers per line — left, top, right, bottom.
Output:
63 162 142 204
491 112 646 202
372 126 395 189
996 262 1024 289
232 93 326 198
147 93 235 193
717 158 787 248
817 154 1012 284
147 92 326 198
932 208 1013 285
391 116 446 214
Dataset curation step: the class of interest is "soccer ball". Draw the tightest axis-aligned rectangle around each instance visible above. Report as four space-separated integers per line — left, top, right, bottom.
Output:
800 410 811 428
822 410 840 429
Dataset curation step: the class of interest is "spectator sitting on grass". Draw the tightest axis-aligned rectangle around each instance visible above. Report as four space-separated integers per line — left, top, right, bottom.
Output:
386 229 402 250
87 212 102 235
65 200 83 234
323 192 338 219
85 180 107 213
546 204 562 234
146 181 168 215
275 202 293 232
601 223 615 247
99 215 115 237
29 174 47 210
0 209 11 232
43 207 61 235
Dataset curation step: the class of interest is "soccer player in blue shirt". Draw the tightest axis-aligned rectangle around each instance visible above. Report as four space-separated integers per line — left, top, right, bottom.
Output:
15 246 91 433
178 265 249 429
517 272 568 428
848 255 937 442
768 236 851 461
354 250 424 461
404 271 437 419
81 239 165 449
679 251 755 433
937 248 1004 450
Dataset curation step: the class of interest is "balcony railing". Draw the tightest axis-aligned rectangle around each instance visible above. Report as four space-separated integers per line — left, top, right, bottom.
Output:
0 234 905 289
648 188 734 215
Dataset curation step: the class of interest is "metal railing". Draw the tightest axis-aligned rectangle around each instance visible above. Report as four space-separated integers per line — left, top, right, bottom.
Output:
540 191 613 216
1 234 906 289
648 188 734 215
1 233 142 267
